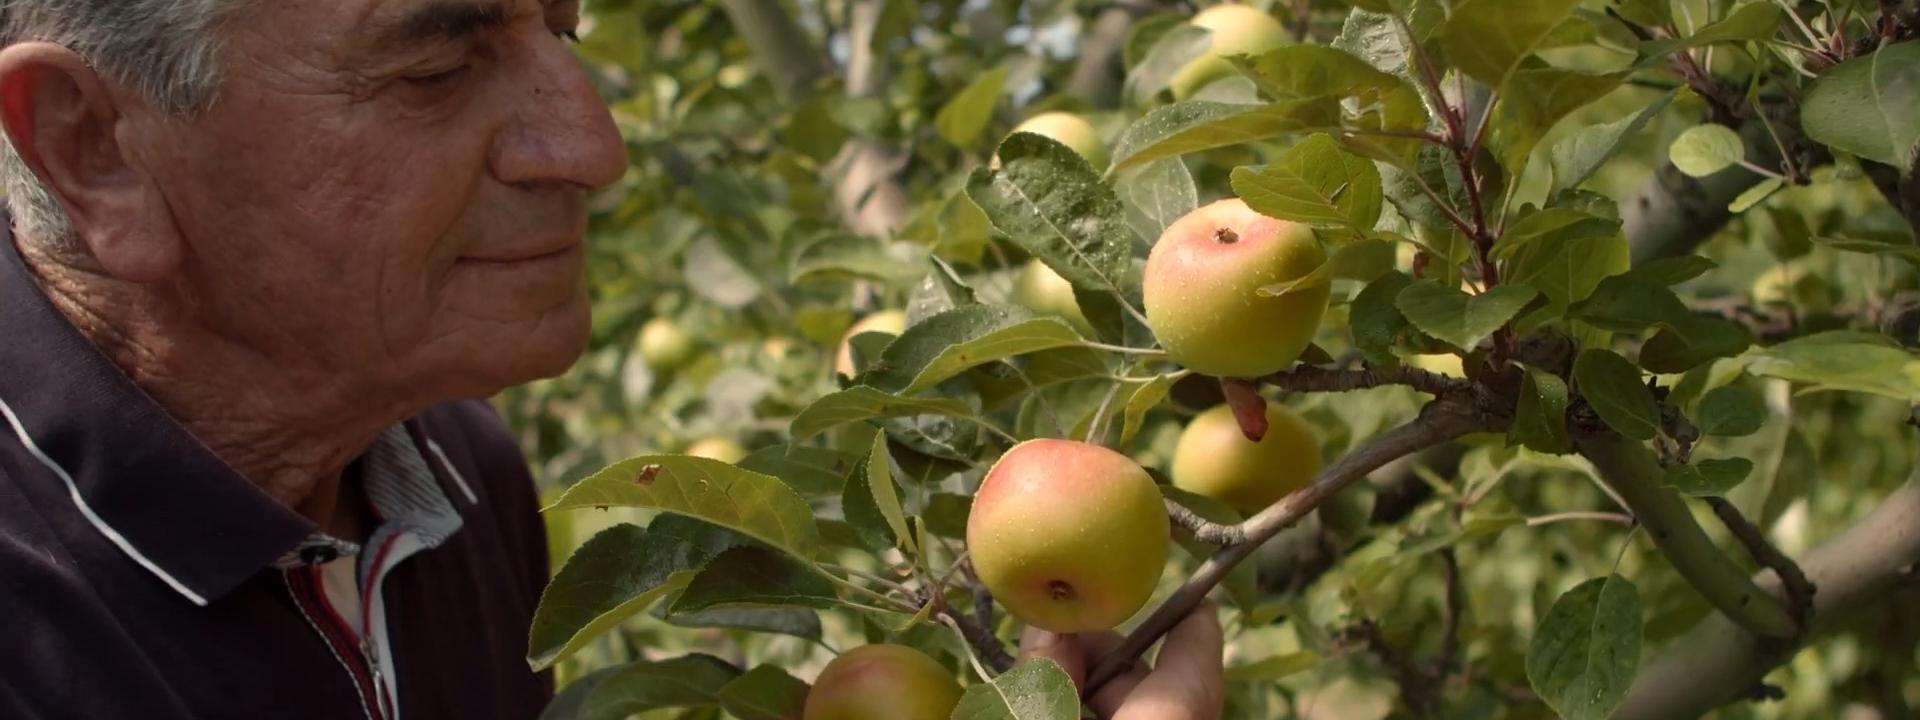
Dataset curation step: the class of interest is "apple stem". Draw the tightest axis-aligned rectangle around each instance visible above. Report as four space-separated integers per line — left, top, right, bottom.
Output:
1165 498 1246 545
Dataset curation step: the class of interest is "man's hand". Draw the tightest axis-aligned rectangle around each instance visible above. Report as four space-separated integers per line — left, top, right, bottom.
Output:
1015 603 1224 720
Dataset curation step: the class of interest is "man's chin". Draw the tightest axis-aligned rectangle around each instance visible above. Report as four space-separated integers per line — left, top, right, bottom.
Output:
448 295 593 397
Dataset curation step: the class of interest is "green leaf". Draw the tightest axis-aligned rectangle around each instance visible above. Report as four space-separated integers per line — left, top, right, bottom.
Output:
1637 3 1783 62
1745 330 1920 401
1569 275 1688 332
669 546 839 614
1610 0 1669 28
1491 207 1622 261
1729 177 1785 212
579 654 742 720
737 445 857 499
1395 281 1539 352
528 523 697 670
1551 90 1678 194
1352 272 1415 365
790 234 928 286
1696 384 1764 437
1114 157 1198 244
1815 235 1920 266
1760 427 1817 529
841 455 897 553
1229 46 1426 162
540 666 620 720
1224 651 1320 682
716 665 809 720
1640 314 1754 374
1489 69 1629 176
936 66 1010 148
1669 124 1746 177
1108 99 1341 173
1231 133 1384 229
864 432 916 556
1663 458 1754 497
1510 366 1571 454
1526 575 1642 720
1440 0 1584 89
950 658 1081 720
1504 225 1629 313
869 306 1086 395
1124 24 1212 104
969 134 1135 294
1119 374 1178 449
1573 349 1658 440
790 386 977 442
1801 41 1920 171
548 456 821 560
1258 237 1396 297
1630 256 1717 286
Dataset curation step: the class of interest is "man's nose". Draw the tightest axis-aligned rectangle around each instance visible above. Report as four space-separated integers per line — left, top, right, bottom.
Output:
490 39 626 191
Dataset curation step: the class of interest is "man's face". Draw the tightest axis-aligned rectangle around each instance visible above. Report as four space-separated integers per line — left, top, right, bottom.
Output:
127 0 624 400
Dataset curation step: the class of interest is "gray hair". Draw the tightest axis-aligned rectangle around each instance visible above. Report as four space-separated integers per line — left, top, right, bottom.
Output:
0 0 246 251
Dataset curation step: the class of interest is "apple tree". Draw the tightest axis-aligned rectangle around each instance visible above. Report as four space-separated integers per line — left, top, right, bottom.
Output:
500 0 1920 718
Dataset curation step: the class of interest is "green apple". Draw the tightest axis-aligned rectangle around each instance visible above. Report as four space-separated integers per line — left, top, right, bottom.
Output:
1011 259 1094 335
1169 4 1290 101
1142 197 1330 378
1005 111 1108 171
1750 264 1835 312
1171 403 1321 514
967 438 1169 633
637 317 697 371
834 310 908 377
685 437 748 464
802 644 962 720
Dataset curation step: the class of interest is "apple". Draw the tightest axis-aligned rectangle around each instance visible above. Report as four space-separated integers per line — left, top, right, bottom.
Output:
1168 4 1291 101
1750 264 1835 313
967 438 1169 633
1004 111 1108 171
1171 403 1321 514
834 310 908 377
1142 198 1330 378
802 644 962 720
1011 259 1094 336
685 437 748 464
637 317 697 371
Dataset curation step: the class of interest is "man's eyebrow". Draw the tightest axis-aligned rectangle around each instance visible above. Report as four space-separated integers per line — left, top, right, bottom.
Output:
376 0 512 47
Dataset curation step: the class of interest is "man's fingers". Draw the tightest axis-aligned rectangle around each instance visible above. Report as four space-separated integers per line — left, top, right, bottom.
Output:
1017 627 1087 691
1113 604 1225 720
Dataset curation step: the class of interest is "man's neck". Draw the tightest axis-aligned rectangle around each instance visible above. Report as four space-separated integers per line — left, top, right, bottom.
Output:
21 248 400 537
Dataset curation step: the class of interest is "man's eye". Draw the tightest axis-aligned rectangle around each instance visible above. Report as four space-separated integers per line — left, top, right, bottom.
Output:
406 65 470 86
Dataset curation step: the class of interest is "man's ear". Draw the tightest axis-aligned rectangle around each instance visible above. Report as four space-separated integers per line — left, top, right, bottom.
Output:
0 42 178 282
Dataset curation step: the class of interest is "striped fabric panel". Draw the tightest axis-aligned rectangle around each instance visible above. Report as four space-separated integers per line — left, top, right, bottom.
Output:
271 425 464 571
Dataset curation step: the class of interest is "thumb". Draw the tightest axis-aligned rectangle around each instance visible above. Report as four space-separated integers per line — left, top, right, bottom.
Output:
1017 626 1087 691
1114 603 1224 720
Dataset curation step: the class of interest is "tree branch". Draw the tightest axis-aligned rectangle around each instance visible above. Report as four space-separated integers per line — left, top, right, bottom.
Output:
1084 400 1497 693
1064 6 1139 108
1165 498 1246 545
1261 362 1487 405
1574 432 1800 639
1705 496 1817 633
830 0 911 238
1616 469 1920 720
714 0 831 103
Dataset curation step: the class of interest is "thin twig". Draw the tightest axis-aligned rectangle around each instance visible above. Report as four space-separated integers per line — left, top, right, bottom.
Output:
934 591 1016 673
1079 341 1167 356
1705 496 1817 634
1262 362 1489 406
1527 511 1637 527
1166 498 1248 545
1084 400 1495 693
1438 548 1464 677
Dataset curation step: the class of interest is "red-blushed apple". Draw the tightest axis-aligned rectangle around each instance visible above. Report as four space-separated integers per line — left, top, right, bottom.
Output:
1168 4 1291 101
802 644 962 720
834 310 907 377
1171 402 1321 514
1005 111 1109 171
966 438 1169 633
1142 198 1330 378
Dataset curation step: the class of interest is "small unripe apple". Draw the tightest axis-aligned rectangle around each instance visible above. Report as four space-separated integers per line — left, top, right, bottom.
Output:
1750 265 1835 313
1005 111 1108 171
1012 259 1094 336
834 310 908 377
684 437 748 464
638 317 697 371
1169 5 1291 101
802 644 962 720
1171 403 1321 514
1142 198 1330 378
967 439 1169 633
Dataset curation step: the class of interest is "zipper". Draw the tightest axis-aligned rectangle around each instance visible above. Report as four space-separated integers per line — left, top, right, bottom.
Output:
283 568 386 720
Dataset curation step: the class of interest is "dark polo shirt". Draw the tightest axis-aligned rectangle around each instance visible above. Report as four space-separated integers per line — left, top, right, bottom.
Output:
0 227 554 718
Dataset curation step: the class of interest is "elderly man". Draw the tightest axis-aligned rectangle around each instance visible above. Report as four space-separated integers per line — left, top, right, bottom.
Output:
0 2 1226 719
0 0 622 717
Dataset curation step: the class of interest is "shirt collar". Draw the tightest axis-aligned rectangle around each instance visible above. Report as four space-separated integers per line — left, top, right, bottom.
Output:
0 226 318 605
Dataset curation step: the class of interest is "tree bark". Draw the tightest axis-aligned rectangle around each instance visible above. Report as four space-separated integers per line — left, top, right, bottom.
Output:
714 0 831 103
829 0 912 238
